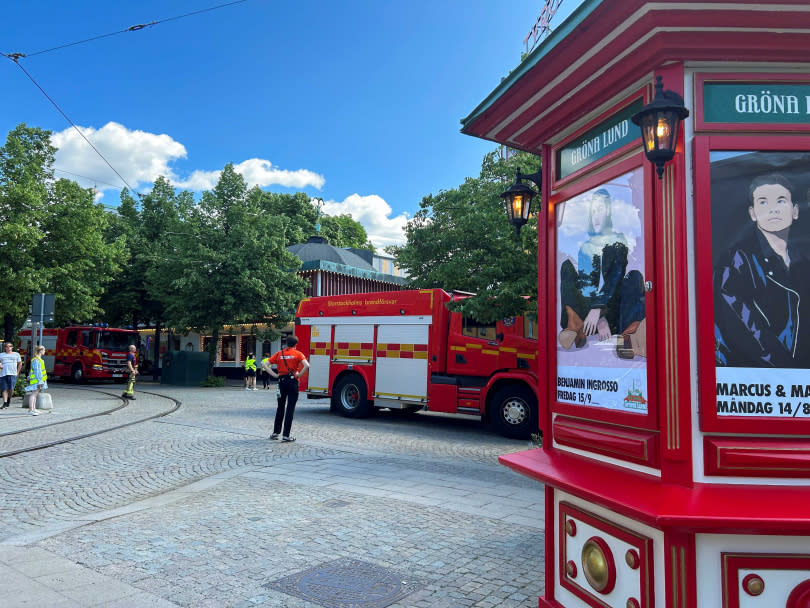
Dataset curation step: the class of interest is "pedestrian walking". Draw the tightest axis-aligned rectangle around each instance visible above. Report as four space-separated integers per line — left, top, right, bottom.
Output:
244 352 258 391
260 353 272 389
267 336 309 442
0 342 23 409
24 345 48 415
122 345 138 400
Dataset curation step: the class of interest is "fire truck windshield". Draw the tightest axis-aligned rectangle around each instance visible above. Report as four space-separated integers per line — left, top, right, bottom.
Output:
97 331 133 352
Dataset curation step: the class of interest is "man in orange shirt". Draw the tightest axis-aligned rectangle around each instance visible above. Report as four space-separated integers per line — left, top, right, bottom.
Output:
267 335 309 442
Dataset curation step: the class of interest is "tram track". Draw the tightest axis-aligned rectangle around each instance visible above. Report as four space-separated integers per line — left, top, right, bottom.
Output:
0 387 181 458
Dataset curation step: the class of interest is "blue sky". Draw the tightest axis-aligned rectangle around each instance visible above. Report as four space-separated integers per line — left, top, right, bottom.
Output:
1 1 579 248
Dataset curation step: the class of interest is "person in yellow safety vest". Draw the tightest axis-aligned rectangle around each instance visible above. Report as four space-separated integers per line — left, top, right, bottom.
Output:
25 345 48 416
244 352 258 391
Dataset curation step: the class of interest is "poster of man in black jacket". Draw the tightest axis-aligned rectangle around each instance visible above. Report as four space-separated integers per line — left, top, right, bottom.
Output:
713 160 810 369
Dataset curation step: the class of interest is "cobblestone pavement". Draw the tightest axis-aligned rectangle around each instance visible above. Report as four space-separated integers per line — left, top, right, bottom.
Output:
0 382 546 607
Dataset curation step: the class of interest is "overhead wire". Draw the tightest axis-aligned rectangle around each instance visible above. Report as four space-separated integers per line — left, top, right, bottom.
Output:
6 57 141 195
1 0 251 197
53 168 125 191
4 0 249 59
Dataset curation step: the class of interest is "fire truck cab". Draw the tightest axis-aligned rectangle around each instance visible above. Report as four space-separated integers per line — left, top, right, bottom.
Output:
18 325 139 383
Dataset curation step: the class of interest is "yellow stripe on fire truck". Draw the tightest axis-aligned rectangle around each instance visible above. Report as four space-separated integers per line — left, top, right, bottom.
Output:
310 341 332 357
376 343 429 360
333 342 373 360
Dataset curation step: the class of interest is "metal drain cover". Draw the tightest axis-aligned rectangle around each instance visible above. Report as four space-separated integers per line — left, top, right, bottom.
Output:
266 558 423 608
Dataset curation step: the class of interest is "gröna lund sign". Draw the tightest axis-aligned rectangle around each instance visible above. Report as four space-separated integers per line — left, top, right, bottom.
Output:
703 82 810 124
556 100 642 180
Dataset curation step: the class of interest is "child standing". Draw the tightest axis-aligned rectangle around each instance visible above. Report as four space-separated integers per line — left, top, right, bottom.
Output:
25 345 48 416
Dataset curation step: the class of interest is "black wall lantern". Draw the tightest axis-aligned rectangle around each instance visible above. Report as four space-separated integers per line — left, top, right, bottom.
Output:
500 167 541 237
631 75 689 179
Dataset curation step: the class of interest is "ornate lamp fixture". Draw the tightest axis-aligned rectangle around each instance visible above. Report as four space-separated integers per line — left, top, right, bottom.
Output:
631 75 689 179
500 167 541 237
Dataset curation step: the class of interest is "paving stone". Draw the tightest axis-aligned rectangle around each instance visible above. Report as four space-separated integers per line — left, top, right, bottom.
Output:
0 383 545 607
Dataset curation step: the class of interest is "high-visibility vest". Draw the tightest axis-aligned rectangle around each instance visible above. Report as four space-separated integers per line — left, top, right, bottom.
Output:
28 358 48 385
245 357 256 372
261 357 270 371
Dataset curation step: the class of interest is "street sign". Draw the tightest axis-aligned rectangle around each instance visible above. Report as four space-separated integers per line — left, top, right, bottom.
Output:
32 293 55 323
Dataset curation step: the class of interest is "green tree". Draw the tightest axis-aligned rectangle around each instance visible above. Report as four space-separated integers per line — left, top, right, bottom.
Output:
256 191 373 250
0 124 53 340
97 188 141 327
39 178 127 325
160 164 306 373
391 149 539 323
0 124 123 338
257 191 318 246
320 213 374 251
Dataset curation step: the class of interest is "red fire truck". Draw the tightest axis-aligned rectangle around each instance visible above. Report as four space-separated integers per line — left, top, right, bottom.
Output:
17 325 140 383
295 289 539 438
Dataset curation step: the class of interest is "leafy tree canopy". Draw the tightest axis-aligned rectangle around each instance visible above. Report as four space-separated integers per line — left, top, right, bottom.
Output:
390 149 539 323
0 124 125 338
157 164 307 371
319 213 374 251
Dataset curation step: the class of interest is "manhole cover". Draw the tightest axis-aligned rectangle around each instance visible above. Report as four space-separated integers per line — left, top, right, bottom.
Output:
266 558 423 608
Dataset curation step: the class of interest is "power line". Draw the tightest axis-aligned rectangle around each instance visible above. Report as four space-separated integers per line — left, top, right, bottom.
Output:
6 58 140 195
54 168 124 191
0 0 251 198
3 0 249 59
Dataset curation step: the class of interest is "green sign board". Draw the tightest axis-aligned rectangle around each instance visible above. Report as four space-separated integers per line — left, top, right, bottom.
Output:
557 100 642 180
703 82 810 124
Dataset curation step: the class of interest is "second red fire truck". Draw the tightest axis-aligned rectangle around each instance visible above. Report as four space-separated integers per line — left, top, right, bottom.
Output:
295 289 539 438
18 325 140 383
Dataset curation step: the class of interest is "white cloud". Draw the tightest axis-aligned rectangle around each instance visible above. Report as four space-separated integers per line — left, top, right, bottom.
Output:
174 158 325 191
316 193 408 249
50 122 400 248
51 123 324 196
52 122 187 193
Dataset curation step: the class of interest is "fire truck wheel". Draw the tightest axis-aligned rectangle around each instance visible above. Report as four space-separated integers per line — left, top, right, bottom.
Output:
491 385 537 439
71 364 86 384
332 374 372 418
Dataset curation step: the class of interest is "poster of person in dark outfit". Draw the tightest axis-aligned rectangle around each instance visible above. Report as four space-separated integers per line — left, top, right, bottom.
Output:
556 169 648 413
711 151 810 418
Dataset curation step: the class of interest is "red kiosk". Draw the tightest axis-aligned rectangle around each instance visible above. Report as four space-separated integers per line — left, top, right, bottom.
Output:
462 1 810 607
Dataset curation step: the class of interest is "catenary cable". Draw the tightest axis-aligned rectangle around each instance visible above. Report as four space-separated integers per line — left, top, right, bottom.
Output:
3 0 249 59
0 0 251 196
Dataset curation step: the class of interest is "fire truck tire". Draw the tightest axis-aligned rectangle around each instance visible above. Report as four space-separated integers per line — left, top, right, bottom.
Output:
332 374 372 418
71 364 86 384
491 385 537 439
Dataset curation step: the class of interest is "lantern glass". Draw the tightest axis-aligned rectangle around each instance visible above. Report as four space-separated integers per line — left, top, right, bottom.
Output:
501 183 535 228
511 192 528 222
631 76 689 179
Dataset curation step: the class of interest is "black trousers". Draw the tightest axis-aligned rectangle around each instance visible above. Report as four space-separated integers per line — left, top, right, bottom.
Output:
273 375 299 437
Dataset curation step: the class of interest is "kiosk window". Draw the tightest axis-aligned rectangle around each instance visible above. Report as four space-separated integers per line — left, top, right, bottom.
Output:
554 168 648 414
709 150 810 418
